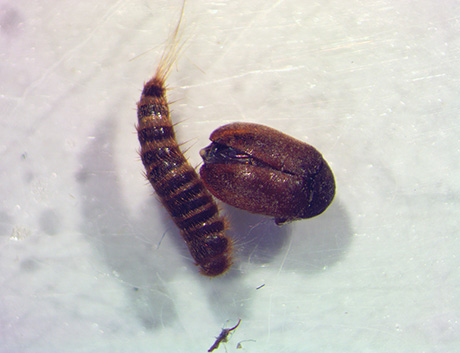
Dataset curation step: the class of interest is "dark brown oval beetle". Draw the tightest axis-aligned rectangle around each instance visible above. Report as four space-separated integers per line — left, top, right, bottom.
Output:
200 122 335 225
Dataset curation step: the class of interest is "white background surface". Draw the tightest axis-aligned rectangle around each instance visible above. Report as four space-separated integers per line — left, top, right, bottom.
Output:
1 0 459 352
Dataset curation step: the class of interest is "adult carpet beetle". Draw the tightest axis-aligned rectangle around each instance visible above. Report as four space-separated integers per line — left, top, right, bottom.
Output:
200 122 335 225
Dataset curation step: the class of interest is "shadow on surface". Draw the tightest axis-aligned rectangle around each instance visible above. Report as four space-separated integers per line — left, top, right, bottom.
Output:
78 115 179 329
224 197 352 274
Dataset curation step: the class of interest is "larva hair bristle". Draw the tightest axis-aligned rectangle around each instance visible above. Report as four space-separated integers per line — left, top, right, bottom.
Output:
154 0 187 84
136 1 233 277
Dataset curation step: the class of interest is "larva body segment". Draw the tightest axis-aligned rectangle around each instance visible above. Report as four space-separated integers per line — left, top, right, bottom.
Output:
136 17 232 277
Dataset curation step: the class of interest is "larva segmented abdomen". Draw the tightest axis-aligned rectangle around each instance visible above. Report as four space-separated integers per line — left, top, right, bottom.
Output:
137 76 233 277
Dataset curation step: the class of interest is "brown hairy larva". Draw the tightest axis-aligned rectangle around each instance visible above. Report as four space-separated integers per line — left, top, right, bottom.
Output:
136 5 232 277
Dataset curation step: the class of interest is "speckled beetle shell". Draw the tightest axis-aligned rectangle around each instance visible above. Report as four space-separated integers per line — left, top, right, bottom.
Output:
199 122 335 225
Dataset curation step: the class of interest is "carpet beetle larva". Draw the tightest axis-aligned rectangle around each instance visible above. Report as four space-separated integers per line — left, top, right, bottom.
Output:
136 5 232 277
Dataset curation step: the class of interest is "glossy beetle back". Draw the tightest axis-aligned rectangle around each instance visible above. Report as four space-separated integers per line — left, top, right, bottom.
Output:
200 122 335 224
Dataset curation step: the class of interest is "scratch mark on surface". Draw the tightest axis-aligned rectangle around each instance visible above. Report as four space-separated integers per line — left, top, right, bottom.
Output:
411 73 446 82
180 66 305 89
